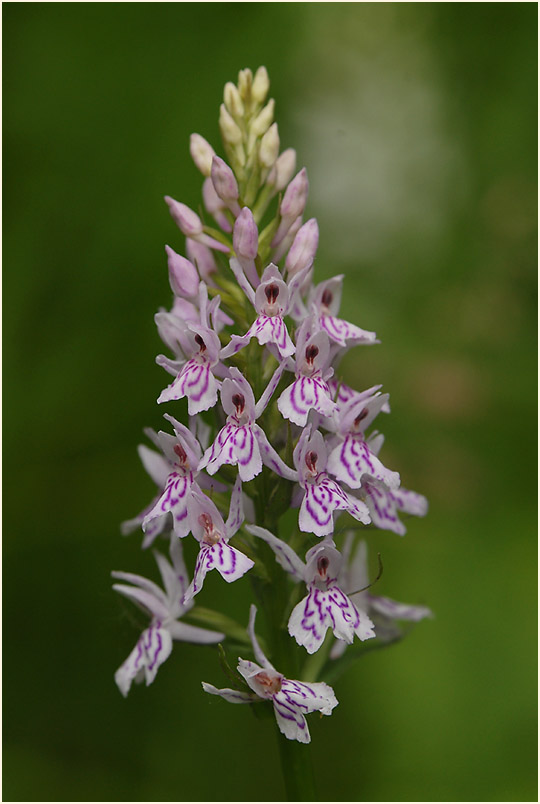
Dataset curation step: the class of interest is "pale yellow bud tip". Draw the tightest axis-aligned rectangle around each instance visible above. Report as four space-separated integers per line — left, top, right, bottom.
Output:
252 66 270 105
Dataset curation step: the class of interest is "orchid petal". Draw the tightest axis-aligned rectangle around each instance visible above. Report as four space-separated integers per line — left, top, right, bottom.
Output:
111 570 168 606
158 360 218 415
299 475 370 538
393 487 429 517
327 436 400 490
140 514 170 549
277 377 337 426
137 444 170 488
229 257 256 305
246 526 306 582
212 541 254 583
320 315 378 346
279 679 338 717
155 354 185 378
272 697 311 743
254 361 286 419
168 622 225 643
225 474 245 536
288 587 374 654
288 590 330 654
327 586 375 642
115 624 173 697
369 596 433 622
201 682 260 704
362 481 407 535
247 604 276 671
112 584 170 621
143 472 194 539
183 540 253 603
254 425 298 481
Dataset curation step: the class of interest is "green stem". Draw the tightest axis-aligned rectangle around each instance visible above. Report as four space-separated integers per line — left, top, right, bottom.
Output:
276 724 317 802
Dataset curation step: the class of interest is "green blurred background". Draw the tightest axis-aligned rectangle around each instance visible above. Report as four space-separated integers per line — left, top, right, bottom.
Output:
3 3 537 801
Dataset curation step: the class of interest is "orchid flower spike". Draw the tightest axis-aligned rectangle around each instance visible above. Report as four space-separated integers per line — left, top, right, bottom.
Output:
113 535 224 696
202 605 338 743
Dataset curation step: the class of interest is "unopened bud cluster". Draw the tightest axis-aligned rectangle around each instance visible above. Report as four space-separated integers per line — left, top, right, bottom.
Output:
114 67 431 745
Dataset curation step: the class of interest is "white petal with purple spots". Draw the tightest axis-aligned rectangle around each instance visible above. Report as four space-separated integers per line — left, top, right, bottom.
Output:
158 360 218 414
327 435 400 490
277 376 337 426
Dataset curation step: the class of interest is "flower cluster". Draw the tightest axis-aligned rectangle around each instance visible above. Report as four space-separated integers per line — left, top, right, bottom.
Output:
114 67 431 744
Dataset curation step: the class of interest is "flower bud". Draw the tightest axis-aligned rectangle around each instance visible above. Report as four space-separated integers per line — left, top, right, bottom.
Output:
271 148 297 191
280 168 309 222
164 196 203 236
211 156 239 203
237 68 253 101
224 82 244 119
189 133 215 177
165 245 199 298
259 123 280 168
202 177 224 214
250 99 275 138
272 214 303 260
233 207 259 260
285 218 319 276
219 103 242 146
202 177 233 233
186 239 217 282
252 66 270 105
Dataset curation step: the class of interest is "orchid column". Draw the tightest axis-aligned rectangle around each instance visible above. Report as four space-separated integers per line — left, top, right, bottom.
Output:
114 66 431 800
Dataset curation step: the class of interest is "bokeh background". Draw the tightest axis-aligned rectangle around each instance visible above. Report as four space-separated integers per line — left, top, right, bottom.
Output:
3 3 537 801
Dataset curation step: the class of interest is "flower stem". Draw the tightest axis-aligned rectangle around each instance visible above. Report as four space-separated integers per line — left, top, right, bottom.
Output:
276 723 317 802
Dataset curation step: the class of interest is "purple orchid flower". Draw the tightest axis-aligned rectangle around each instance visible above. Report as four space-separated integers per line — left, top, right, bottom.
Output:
221 262 307 360
308 275 378 347
198 366 297 483
293 426 371 537
277 316 338 426
113 535 224 697
157 284 227 415
330 536 432 658
248 527 375 654
355 434 428 535
202 605 338 743
141 415 210 541
326 387 400 490
183 476 254 603
120 429 173 548
121 416 223 549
